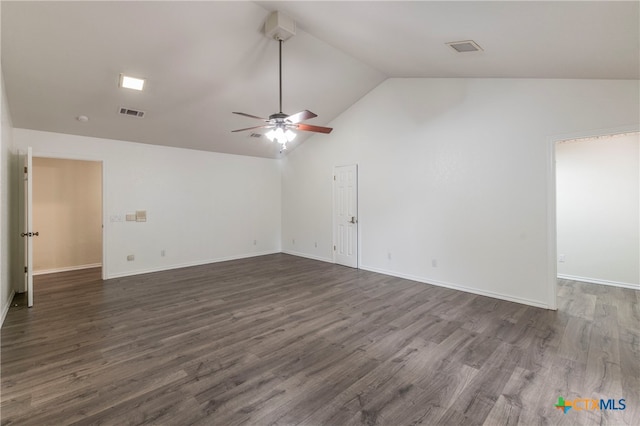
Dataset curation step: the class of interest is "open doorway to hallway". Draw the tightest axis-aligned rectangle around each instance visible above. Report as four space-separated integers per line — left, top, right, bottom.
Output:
32 157 103 279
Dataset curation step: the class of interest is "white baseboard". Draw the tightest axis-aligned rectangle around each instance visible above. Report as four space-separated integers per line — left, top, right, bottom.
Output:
281 250 333 264
557 274 639 290
34 263 102 276
106 250 281 279
1 290 16 328
106 250 553 309
359 264 550 309
279 253 550 309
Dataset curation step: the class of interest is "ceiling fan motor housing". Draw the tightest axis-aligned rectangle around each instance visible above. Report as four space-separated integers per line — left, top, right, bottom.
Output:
269 112 289 121
264 11 296 41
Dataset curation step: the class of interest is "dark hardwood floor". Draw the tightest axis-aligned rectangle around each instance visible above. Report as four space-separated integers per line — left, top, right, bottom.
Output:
1 254 638 425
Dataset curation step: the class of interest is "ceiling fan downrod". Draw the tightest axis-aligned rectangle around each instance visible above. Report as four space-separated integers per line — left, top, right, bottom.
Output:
279 38 283 114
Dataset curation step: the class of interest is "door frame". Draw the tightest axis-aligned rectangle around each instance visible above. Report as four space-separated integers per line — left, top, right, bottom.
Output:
332 163 359 268
546 124 639 310
30 151 108 281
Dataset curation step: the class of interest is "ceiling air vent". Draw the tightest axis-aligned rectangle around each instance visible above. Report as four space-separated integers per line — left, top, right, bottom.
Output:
446 40 483 53
119 107 145 118
249 133 262 138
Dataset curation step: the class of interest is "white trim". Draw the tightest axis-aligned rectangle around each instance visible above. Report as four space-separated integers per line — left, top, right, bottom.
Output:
105 250 280 279
1 290 15 327
33 263 102 276
546 135 558 310
28 150 103 163
546 124 640 311
281 250 333 264
331 165 335 264
557 274 639 291
101 159 107 280
360 264 550 309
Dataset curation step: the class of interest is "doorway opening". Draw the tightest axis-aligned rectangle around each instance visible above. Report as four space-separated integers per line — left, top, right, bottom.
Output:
32 157 104 279
549 128 640 309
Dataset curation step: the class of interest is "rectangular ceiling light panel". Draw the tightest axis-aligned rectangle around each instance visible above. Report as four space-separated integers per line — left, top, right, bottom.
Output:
119 74 145 91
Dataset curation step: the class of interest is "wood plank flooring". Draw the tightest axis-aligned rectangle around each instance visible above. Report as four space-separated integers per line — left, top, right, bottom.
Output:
1 254 638 425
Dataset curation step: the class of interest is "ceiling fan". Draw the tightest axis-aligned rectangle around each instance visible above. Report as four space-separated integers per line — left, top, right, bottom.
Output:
232 15 332 151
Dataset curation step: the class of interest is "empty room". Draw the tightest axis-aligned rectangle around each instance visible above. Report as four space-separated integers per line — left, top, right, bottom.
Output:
1 1 638 425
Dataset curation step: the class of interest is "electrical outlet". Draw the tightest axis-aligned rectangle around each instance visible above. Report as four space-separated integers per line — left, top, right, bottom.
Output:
253 240 257 245
431 259 438 267
161 250 165 257
292 238 295 245
387 252 392 260
314 242 317 248
127 254 135 261
558 254 566 263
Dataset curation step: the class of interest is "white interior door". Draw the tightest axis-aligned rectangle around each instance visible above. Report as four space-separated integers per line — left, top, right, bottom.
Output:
334 164 358 268
19 148 34 307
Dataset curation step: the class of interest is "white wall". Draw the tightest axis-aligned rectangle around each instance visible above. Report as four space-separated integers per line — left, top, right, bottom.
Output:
1 69 16 324
33 158 103 274
282 78 640 308
556 133 639 288
13 129 281 279
5 79 639 313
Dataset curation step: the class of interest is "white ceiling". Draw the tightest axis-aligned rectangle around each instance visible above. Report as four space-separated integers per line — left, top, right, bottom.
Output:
2 1 638 159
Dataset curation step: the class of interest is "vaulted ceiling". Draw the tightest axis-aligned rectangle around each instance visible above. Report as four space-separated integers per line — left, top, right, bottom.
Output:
2 1 638 158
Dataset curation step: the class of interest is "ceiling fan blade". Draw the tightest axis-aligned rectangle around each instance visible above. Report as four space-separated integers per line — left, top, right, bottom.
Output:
232 112 267 120
286 110 318 124
295 123 333 134
231 125 272 133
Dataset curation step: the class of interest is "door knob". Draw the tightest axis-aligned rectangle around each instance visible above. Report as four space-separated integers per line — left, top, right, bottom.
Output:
349 216 357 224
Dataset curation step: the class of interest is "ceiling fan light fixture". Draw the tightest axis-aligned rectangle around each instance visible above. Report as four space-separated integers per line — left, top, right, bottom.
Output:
266 126 296 145
265 129 277 141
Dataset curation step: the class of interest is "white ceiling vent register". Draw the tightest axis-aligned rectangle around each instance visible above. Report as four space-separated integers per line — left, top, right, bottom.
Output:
447 40 483 53
119 107 145 118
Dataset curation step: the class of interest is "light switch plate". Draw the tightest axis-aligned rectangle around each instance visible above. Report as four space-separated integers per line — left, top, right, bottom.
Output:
136 210 147 222
125 214 136 221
